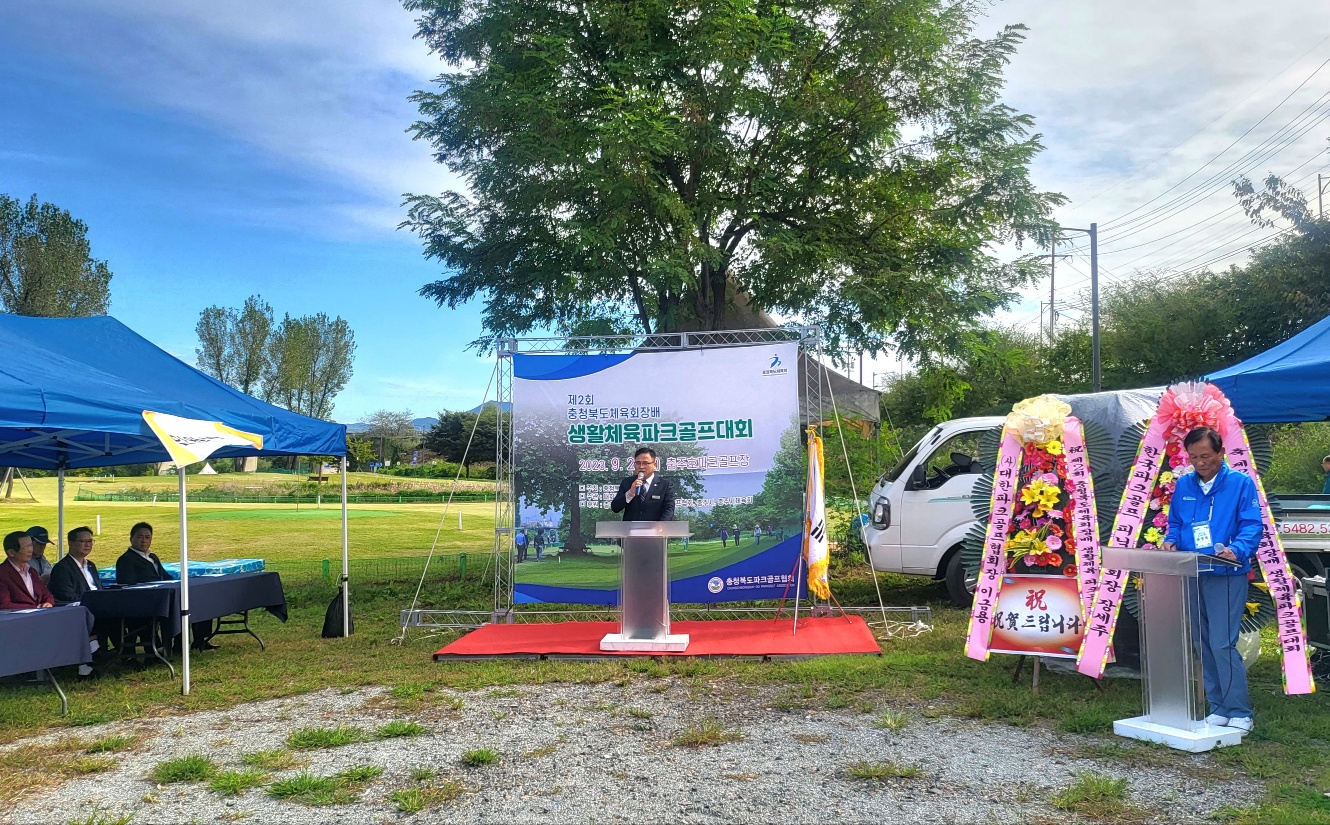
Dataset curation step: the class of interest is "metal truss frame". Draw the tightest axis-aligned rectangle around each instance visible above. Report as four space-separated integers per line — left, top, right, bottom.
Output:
409 326 842 631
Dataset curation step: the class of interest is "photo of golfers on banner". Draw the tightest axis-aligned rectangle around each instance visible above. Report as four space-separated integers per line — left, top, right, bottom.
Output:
511 342 804 604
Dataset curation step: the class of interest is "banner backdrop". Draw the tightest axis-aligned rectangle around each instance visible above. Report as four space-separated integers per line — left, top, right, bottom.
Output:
512 343 803 604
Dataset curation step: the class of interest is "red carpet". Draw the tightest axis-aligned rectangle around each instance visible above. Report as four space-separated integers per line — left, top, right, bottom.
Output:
433 616 881 660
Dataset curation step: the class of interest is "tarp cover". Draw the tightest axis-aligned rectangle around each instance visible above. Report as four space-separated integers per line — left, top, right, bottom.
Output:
0 314 346 468
1206 312 1330 423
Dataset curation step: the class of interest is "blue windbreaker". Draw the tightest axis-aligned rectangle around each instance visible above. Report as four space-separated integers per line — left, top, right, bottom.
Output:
1164 463 1263 577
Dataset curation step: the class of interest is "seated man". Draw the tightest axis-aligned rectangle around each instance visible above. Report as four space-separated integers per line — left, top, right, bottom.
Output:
0 530 54 608
25 526 55 583
115 522 218 652
49 527 102 605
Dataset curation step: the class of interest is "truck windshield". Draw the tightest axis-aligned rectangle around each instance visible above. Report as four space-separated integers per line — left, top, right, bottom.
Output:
883 438 925 483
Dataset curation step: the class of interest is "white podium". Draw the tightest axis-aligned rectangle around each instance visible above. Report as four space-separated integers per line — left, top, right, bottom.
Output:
596 521 691 652
1103 546 1243 752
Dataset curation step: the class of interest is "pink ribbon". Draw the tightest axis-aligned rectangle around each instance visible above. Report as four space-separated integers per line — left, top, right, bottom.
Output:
965 428 1020 661
1062 418 1100 617
1077 418 1168 678
1219 420 1315 695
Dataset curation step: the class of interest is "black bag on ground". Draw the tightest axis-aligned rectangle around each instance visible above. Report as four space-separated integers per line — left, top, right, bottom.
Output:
322 588 354 638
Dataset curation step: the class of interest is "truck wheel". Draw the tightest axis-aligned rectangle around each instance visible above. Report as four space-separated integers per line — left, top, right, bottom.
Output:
944 550 975 607
1287 553 1326 589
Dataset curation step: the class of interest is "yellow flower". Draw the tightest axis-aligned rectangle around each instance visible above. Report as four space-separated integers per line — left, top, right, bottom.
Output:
1045 440 1064 456
1143 527 1162 545
1159 471 1175 484
1038 486 1061 509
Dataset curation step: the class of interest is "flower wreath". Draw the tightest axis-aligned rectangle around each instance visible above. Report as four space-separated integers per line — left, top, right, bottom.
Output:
965 396 1101 661
1076 382 1314 694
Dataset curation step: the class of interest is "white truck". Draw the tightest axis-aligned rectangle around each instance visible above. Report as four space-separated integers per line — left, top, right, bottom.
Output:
863 390 1161 605
865 398 1330 606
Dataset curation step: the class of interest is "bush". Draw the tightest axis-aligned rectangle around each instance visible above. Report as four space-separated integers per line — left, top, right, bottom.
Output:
1264 423 1330 494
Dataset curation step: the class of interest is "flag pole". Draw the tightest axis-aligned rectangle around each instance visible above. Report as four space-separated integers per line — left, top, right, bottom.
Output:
179 467 191 695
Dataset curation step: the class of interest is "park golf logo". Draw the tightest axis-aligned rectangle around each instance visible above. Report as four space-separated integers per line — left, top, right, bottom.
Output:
762 353 788 377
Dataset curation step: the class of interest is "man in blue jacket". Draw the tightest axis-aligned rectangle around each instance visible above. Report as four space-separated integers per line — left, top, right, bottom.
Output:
1163 426 1263 734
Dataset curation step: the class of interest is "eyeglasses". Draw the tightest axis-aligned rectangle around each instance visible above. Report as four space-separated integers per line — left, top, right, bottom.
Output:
72 539 94 544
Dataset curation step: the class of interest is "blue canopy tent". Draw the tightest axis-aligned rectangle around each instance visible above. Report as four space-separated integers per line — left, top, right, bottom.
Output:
0 315 350 692
1207 313 1330 423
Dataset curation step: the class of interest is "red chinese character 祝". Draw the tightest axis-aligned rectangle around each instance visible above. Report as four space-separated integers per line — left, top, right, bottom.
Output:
1024 589 1048 611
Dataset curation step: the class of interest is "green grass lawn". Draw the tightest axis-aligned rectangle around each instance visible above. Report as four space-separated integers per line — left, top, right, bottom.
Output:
0 485 495 566
516 538 785 588
2 476 1330 822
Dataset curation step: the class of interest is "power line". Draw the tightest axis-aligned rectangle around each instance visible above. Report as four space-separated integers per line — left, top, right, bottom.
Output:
1102 54 1330 231
1065 35 1330 214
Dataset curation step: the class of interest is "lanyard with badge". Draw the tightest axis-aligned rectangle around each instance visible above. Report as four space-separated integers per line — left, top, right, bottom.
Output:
1192 486 1218 571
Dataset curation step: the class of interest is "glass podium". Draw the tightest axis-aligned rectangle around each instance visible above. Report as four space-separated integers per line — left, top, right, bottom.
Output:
1102 546 1243 751
595 521 691 652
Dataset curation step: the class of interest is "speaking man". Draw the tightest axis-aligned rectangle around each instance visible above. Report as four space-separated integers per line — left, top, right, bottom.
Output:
610 447 676 521
1162 426 1262 735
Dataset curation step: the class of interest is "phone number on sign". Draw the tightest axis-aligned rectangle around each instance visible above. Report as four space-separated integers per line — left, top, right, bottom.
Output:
1278 522 1330 534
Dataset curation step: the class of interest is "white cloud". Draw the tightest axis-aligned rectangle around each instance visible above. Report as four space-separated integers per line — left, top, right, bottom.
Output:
9 0 461 233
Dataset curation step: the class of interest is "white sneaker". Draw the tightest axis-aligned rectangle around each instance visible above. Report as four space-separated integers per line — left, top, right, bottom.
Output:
1226 717 1254 733
1203 713 1229 727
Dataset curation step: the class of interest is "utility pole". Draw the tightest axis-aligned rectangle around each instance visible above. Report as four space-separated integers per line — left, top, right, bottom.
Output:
1320 173 1325 218
1090 223 1100 392
1034 242 1070 344
1057 222 1101 391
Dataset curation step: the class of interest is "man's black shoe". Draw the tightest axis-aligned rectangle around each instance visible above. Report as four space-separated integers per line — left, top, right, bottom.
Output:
192 641 221 651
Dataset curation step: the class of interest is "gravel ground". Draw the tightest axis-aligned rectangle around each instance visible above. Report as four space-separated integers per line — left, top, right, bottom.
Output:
7 679 1261 824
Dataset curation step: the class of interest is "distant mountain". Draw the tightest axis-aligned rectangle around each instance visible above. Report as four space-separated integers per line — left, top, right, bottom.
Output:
345 417 438 434
345 406 507 433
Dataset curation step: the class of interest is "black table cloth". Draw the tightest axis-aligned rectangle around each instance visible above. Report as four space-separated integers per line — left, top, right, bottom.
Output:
0 604 94 677
83 571 287 636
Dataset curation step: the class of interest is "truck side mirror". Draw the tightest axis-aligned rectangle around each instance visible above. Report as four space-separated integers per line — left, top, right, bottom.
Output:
909 464 928 490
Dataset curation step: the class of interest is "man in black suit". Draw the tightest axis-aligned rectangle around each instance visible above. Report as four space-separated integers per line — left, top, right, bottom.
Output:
610 447 676 521
49 526 101 604
50 525 115 658
115 522 218 651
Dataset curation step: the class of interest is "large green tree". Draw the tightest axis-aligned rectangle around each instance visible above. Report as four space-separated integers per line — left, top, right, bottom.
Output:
401 0 1063 356
0 194 112 316
423 407 499 473
262 313 357 420
195 295 274 395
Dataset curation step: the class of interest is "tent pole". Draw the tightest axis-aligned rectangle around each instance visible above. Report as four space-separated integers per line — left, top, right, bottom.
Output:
341 455 349 637
179 468 191 695
57 468 66 560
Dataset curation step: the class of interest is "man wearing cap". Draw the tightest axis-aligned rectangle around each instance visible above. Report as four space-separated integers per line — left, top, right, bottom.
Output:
25 526 54 582
0 530 54 609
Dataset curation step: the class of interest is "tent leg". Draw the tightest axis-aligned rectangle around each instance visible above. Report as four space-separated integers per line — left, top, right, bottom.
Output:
57 468 66 560
179 469 191 696
341 456 350 638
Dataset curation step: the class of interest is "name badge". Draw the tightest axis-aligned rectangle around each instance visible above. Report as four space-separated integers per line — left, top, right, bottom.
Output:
650 494 660 500
1192 522 1213 550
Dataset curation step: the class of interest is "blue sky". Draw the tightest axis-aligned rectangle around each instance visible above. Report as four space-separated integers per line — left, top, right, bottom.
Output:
4 0 1329 411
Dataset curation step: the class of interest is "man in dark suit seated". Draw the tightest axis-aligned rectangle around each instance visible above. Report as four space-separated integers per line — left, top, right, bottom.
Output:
115 522 218 652
49 526 101 604
50 526 115 653
0 530 55 609
610 447 676 522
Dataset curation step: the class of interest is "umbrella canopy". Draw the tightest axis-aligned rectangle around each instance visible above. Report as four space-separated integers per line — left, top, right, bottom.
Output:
1207 313 1330 423
0 314 345 468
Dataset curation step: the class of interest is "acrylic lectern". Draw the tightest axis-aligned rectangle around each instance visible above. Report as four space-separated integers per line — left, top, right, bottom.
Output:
595 521 691 652
1102 546 1243 752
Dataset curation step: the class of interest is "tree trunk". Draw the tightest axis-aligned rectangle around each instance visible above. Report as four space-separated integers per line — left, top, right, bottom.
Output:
563 490 587 552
